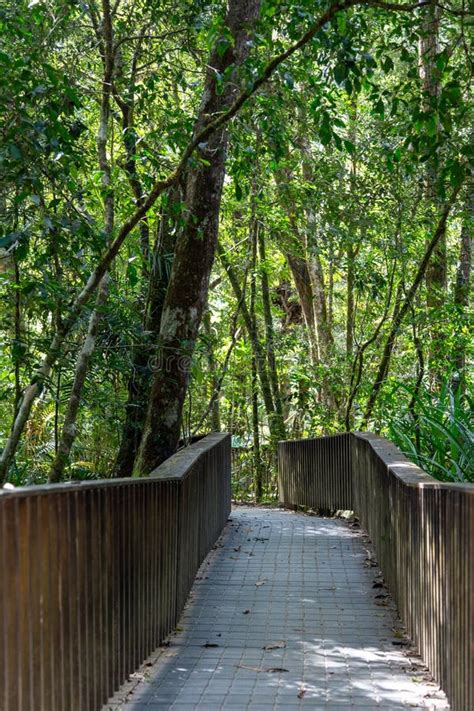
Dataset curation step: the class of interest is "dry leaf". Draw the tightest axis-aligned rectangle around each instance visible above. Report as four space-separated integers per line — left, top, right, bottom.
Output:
236 664 289 673
255 579 267 587
263 641 286 651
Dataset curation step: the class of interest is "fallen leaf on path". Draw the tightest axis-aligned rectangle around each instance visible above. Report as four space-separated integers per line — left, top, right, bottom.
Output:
255 579 267 587
236 664 289 673
263 641 286 651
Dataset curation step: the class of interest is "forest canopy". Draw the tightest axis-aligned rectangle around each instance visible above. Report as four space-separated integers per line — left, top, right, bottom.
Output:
0 0 472 494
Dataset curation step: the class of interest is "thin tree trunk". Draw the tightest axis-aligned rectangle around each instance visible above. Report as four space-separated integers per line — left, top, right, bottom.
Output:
13 258 22 418
453 189 473 395
300 137 333 362
49 283 109 482
257 224 284 424
194 318 241 435
346 104 358 358
135 0 262 473
49 0 114 482
285 253 319 366
218 243 286 442
328 239 334 334
346 244 355 357
250 222 264 500
112 24 151 271
344 269 399 430
203 311 221 432
362 187 461 428
251 349 263 501
113 192 178 477
408 302 424 451
420 0 445 380
54 366 61 454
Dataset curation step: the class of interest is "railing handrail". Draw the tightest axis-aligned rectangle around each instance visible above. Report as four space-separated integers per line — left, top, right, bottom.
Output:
0 432 229 498
353 431 474 491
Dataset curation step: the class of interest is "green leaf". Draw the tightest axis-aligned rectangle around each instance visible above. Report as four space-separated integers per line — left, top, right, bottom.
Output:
334 62 348 85
9 144 22 160
126 261 138 287
344 139 356 154
374 98 384 118
283 72 294 90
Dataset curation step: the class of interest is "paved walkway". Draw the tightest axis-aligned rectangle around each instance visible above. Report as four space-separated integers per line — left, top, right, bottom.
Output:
105 507 449 710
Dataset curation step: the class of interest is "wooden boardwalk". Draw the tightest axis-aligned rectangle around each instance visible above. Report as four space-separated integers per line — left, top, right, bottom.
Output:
104 507 449 710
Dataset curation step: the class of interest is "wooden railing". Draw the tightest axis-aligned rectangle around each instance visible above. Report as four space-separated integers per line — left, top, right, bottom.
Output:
278 432 474 711
0 432 231 711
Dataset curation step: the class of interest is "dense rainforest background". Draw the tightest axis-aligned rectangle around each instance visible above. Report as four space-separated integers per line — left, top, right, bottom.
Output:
0 0 472 496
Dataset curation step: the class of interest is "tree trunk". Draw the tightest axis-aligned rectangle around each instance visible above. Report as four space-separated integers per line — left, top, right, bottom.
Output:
250 221 264 500
258 224 284 424
300 137 333 362
113 193 178 477
285 252 319 366
452 189 473 395
419 0 445 380
13 257 22 418
218 244 286 442
49 0 114 482
203 311 221 432
346 243 355 357
49 281 109 482
362 188 460 428
135 0 261 473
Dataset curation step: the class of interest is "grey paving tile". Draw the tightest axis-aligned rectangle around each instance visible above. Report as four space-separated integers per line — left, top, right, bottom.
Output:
104 507 449 711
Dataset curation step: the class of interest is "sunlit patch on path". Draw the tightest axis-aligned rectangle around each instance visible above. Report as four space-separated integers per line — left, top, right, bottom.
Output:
104 507 449 710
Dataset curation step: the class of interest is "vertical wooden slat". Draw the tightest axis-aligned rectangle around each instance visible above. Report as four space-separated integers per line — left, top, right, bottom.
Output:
16 497 31 711
3 498 19 711
0 500 6 711
56 493 69 711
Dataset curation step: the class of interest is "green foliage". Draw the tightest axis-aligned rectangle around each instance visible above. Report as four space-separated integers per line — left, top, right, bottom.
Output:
389 382 474 482
0 0 472 495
